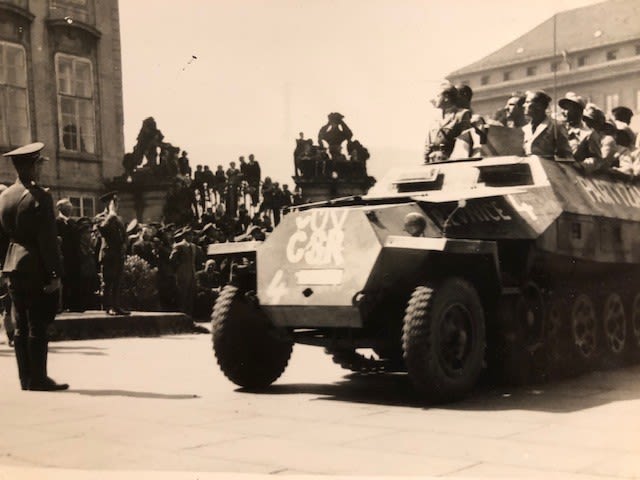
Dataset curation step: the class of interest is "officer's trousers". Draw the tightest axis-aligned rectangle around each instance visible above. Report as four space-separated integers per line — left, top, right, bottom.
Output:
101 256 124 310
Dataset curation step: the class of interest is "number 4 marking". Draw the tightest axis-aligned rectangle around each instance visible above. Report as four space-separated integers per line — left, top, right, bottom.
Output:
266 269 288 304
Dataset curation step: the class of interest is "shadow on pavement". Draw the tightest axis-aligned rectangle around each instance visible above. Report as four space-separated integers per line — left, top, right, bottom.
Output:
69 389 200 400
48 345 108 356
240 364 640 413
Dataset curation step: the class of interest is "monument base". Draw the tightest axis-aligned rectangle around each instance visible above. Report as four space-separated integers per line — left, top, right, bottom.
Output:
105 174 173 224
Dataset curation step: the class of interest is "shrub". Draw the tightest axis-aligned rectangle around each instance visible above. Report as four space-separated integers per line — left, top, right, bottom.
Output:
121 255 161 311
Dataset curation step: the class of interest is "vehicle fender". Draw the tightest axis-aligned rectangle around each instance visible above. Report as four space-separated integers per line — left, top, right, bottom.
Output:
375 236 502 297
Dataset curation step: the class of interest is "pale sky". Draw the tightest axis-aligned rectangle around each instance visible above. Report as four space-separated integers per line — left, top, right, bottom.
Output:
118 0 602 184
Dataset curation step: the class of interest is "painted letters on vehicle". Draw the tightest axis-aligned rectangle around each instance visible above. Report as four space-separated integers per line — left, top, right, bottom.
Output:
286 210 348 266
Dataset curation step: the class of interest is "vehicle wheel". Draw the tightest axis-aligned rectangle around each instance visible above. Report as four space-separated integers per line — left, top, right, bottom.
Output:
601 292 627 366
570 293 598 371
212 285 293 388
626 292 640 360
402 278 485 403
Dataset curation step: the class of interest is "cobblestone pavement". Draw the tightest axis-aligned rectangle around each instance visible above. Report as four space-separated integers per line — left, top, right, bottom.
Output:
0 334 639 479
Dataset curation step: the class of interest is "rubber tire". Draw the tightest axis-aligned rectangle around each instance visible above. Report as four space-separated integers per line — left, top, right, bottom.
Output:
402 278 486 404
212 285 293 389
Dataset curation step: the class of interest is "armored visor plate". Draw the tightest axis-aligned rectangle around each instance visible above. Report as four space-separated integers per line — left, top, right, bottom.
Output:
257 208 381 308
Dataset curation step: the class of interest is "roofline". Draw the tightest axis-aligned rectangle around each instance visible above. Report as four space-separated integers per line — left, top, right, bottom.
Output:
448 0 637 78
448 35 640 78
457 56 640 104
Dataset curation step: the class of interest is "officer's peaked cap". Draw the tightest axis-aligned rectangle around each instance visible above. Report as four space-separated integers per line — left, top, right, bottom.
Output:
99 191 118 203
2 142 45 162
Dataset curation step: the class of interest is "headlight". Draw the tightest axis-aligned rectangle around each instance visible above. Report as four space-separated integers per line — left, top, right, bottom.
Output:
404 212 427 237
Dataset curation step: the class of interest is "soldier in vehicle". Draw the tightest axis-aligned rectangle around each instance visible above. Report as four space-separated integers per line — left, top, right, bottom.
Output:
612 128 639 177
424 82 471 163
577 104 617 172
491 93 526 129
610 106 636 147
503 93 527 128
455 84 473 112
521 90 572 159
558 92 591 155
450 114 489 159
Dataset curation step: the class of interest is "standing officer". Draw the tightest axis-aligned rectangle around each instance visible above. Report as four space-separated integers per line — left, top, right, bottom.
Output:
95 191 130 316
0 142 68 391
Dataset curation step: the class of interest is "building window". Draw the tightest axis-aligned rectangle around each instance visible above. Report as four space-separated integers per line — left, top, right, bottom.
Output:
606 50 618 61
550 62 559 72
503 71 511 81
50 0 91 23
577 55 587 67
55 53 96 154
0 41 31 147
480 75 489 86
605 93 619 113
69 195 95 217
526 66 537 76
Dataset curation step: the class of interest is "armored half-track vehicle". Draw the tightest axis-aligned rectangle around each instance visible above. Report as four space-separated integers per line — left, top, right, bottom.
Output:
211 155 640 403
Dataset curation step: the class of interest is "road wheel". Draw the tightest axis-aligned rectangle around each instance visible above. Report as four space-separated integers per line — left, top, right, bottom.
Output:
570 293 598 371
626 292 640 360
402 278 485 404
212 285 293 388
601 293 627 366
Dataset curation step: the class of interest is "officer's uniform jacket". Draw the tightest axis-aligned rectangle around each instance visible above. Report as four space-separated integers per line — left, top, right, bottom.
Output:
96 212 127 264
522 117 573 158
0 179 61 286
425 107 472 159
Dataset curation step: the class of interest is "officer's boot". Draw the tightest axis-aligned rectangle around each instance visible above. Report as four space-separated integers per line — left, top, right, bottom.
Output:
28 336 68 391
13 333 31 390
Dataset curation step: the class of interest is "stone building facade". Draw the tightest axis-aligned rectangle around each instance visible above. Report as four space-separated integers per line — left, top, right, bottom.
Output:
0 0 124 217
447 0 640 129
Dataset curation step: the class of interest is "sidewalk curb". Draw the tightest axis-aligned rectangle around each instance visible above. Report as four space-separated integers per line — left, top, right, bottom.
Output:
46 310 207 341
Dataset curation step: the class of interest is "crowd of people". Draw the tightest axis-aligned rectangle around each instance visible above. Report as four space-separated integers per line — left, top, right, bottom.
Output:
190 153 304 226
425 82 640 175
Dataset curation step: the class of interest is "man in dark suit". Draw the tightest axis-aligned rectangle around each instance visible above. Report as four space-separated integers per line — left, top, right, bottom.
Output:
522 90 573 159
0 142 68 391
95 191 130 316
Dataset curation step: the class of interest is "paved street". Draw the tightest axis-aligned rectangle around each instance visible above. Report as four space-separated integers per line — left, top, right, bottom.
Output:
0 333 639 479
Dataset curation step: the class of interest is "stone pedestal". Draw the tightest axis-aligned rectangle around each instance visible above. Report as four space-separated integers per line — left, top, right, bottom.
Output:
104 173 173 224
